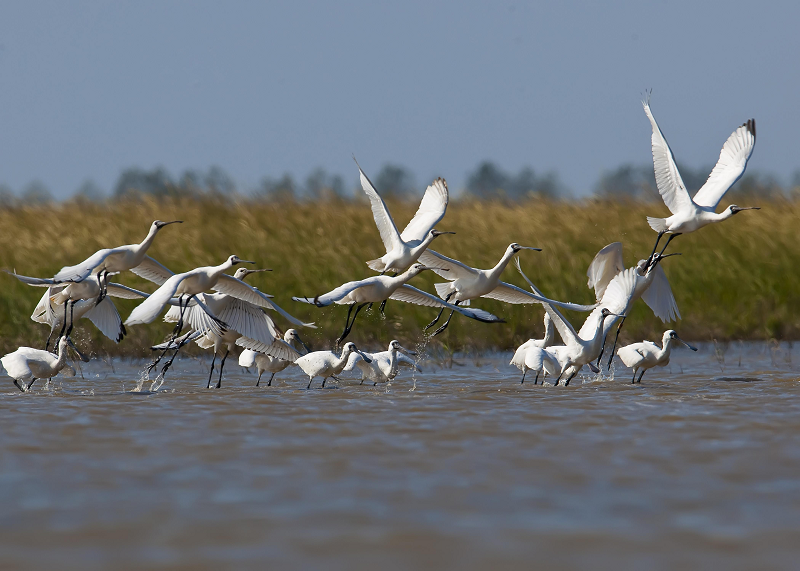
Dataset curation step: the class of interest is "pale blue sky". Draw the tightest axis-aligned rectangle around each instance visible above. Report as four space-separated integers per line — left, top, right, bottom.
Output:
1 0 797 197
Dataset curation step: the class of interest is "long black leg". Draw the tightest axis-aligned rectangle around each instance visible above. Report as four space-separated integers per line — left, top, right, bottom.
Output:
424 292 454 331
27 378 37 391
632 370 637 384
379 299 387 317
534 371 540 385
56 301 69 343
256 371 263 387
646 231 666 269
13 379 24 392
306 377 313 389
267 372 275 387
147 295 185 376
605 316 627 371
207 353 217 389
564 370 578 386
45 330 53 352
336 304 356 346
65 300 76 337
215 350 229 388
520 370 527 384
657 233 681 258
637 370 646 384
431 303 460 337
322 377 327 388
158 329 193 379
337 303 368 345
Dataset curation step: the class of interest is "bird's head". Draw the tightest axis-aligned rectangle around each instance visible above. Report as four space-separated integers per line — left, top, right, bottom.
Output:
233 267 271 280
510 243 542 253
666 330 697 351
228 255 255 266
153 220 183 229
728 204 760 215
343 342 372 363
390 339 418 356
430 228 456 238
64 337 91 362
286 329 311 353
409 263 434 275
600 308 624 320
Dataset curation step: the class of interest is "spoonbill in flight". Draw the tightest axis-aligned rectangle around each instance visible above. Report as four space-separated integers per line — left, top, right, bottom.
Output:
642 95 757 262
510 313 558 384
617 330 697 383
238 329 311 387
1 337 88 392
52 220 182 300
355 158 454 274
417 243 597 335
295 342 372 389
292 264 504 345
584 242 681 368
343 339 420 385
516 260 626 385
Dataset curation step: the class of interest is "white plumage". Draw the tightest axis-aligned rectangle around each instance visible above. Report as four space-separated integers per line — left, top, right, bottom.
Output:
617 330 697 383
238 329 310 387
343 340 420 385
1 337 76 392
510 313 560 384
295 342 371 389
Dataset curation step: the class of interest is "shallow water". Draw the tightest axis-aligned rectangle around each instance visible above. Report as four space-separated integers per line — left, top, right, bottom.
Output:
2 342 800 570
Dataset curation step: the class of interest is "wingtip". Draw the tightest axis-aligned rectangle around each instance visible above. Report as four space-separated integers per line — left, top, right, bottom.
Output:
746 118 756 139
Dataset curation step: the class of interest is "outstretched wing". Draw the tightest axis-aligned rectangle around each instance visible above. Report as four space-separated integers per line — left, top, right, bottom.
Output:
641 263 681 322
355 158 403 254
418 249 477 280
514 258 578 347
216 297 279 346
125 273 185 325
236 336 302 362
106 283 150 299
389 285 503 323
293 276 383 307
400 178 448 243
643 97 694 215
482 282 598 311
83 297 125 342
587 242 625 301
692 119 756 209
577 267 638 340
53 248 118 282
130 256 175 286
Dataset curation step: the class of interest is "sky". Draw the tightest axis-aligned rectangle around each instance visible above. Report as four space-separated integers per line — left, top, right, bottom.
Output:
1 0 798 198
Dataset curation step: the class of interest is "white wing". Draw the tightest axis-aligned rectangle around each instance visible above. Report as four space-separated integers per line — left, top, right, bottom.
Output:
399 178 448 243
641 263 680 322
514 258 578 347
482 282 598 311
32 287 59 324
523 346 545 371
83 297 125 342
6 271 59 287
130 256 175 286
216 297 278 346
418 249 478 280
643 98 694 215
397 353 421 371
236 336 301 362
212 274 274 305
587 242 625 301
125 273 185 325
389 285 503 323
53 248 118 282
106 283 150 299
692 119 756 209
355 159 403 253
577 267 638 340
292 276 384 307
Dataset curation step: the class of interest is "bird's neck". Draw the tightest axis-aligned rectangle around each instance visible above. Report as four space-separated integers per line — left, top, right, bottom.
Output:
55 343 68 367
211 259 235 279
660 338 674 359
488 249 515 280
543 321 555 347
138 225 160 252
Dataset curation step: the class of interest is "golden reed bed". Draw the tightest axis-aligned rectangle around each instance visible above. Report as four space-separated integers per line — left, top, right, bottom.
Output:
0 196 797 357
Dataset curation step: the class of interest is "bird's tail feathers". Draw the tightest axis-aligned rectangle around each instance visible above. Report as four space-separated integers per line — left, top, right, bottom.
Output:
646 217 668 233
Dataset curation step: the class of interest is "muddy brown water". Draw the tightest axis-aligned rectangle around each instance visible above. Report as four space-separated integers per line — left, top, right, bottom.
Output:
1 342 799 570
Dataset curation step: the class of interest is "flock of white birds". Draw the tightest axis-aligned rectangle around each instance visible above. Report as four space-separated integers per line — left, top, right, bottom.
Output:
1 96 759 392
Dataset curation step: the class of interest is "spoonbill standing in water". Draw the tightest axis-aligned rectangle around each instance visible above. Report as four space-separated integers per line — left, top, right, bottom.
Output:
1 337 88 392
355 158 454 274
238 329 311 387
510 313 559 384
642 95 757 261
292 264 504 345
418 243 596 335
617 330 697 383
295 342 372 389
52 220 182 300
343 339 419 385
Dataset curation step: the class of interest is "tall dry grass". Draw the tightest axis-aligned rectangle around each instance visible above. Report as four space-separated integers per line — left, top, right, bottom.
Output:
0 196 797 357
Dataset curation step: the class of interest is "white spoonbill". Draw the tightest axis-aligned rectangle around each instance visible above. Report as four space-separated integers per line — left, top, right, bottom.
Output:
1 337 87 392
583 242 681 368
52 220 182 298
293 263 504 344
510 313 558 384
418 243 597 335
356 159 454 274
516 260 627 385
31 282 149 348
295 342 372 389
617 330 697 383
642 95 757 260
238 329 311 387
343 339 419 385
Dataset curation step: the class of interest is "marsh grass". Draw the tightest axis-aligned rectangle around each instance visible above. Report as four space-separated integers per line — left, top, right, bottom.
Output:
0 196 797 357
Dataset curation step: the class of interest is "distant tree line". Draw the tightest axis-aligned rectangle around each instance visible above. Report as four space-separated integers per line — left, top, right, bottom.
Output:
0 162 797 206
